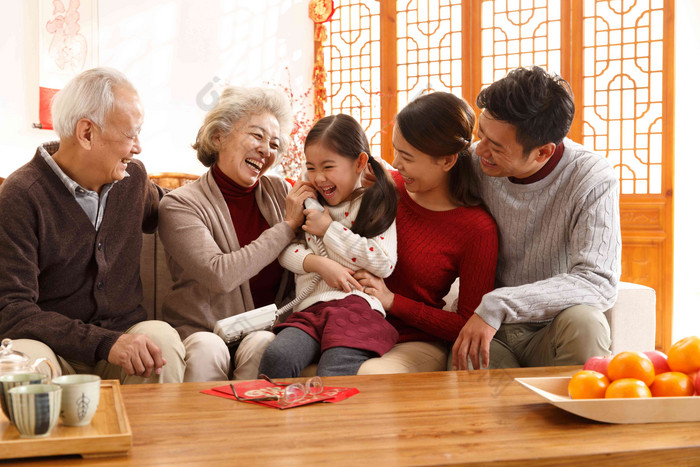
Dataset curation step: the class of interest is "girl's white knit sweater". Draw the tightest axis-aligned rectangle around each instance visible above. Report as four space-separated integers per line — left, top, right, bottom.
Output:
279 195 397 316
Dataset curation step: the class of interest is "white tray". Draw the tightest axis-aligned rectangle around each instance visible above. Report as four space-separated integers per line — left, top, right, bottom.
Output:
516 376 700 424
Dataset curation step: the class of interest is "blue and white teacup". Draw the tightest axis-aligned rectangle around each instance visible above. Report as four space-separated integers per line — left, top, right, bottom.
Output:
0 373 45 421
8 384 62 438
52 374 101 426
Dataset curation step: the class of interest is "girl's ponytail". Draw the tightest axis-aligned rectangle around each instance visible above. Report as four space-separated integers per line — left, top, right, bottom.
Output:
352 155 398 239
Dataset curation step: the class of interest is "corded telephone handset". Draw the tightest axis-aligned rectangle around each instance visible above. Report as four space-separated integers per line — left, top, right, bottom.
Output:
214 197 325 345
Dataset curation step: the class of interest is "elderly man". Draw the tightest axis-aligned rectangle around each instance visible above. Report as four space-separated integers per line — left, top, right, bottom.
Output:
0 67 185 383
452 66 621 370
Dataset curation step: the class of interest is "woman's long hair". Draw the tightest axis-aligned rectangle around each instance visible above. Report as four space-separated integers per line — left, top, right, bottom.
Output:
305 114 397 238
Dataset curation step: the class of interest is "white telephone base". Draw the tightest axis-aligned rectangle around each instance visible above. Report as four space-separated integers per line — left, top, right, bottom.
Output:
213 304 277 345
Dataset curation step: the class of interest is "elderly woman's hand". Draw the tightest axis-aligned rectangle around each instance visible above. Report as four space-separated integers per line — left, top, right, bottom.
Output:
354 269 395 311
284 181 316 230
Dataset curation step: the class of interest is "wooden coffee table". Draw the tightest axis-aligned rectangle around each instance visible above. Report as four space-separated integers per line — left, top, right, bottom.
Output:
6 366 700 465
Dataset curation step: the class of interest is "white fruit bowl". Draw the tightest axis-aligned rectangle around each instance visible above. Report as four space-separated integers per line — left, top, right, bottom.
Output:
516 376 700 424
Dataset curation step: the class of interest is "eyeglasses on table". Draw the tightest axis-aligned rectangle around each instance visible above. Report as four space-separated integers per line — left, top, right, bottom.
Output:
230 374 323 406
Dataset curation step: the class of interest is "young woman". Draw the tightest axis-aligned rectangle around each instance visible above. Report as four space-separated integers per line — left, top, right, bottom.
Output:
355 92 499 374
258 114 399 377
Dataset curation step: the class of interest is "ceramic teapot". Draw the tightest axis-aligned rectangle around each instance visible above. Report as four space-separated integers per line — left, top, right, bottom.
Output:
0 338 57 379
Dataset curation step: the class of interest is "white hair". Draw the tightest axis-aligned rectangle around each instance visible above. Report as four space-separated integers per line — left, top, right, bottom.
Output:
51 67 137 138
193 86 293 167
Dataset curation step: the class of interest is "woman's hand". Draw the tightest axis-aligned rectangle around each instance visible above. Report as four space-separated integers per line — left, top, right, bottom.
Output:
303 255 362 292
354 269 395 311
302 207 332 237
284 181 317 230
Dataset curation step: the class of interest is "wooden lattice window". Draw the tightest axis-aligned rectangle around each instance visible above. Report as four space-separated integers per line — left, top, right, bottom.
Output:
395 1 463 105
480 0 562 84
325 1 383 153
580 0 666 195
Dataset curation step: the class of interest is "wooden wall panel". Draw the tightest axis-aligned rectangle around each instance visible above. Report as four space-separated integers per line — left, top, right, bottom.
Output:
620 197 670 350
620 200 665 232
620 235 666 350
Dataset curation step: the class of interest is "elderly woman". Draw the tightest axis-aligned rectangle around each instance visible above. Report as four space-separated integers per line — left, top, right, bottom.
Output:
159 87 315 382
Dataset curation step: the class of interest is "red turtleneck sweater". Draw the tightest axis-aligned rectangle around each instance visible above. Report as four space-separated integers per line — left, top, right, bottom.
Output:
508 142 565 184
212 164 284 307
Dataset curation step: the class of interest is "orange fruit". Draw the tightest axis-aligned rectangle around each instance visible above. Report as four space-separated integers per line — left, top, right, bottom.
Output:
568 370 610 399
605 378 652 398
607 351 655 386
667 336 700 374
649 372 695 397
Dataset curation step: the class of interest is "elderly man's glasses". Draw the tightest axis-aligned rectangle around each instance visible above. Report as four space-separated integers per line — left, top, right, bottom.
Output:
230 374 323 406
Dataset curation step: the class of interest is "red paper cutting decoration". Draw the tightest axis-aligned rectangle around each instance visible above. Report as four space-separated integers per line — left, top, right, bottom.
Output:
308 0 335 122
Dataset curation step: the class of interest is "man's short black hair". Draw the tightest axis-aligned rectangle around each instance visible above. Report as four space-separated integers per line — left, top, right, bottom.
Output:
476 66 575 154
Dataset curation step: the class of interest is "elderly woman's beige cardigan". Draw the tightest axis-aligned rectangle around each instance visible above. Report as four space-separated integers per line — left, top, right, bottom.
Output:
158 169 295 339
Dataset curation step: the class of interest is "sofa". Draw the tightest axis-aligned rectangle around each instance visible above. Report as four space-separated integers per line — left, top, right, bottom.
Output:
141 231 657 356
0 175 658 357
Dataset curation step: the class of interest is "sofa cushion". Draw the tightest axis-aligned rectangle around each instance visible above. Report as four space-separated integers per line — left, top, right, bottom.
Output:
141 232 174 321
606 282 656 354
444 279 656 354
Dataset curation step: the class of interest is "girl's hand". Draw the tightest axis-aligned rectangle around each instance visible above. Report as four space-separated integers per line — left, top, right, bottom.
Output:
284 181 317 230
302 207 332 237
354 269 395 311
304 255 362 292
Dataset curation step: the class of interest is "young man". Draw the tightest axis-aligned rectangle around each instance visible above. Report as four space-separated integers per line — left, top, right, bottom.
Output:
452 66 621 370
0 67 186 383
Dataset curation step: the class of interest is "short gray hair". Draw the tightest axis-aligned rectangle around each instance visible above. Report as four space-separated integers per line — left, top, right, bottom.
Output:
51 67 137 139
193 86 293 167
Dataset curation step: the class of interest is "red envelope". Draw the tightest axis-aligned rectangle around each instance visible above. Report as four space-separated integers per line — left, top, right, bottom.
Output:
202 380 359 409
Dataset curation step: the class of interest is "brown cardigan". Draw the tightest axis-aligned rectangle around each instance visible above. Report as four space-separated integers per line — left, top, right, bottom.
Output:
0 144 164 364
158 169 295 339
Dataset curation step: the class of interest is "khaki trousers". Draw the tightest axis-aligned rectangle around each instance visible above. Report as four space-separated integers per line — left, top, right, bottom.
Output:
486 305 612 369
12 320 186 384
357 341 448 375
182 330 275 382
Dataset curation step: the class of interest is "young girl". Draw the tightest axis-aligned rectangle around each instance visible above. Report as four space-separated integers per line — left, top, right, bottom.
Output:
258 114 399 377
